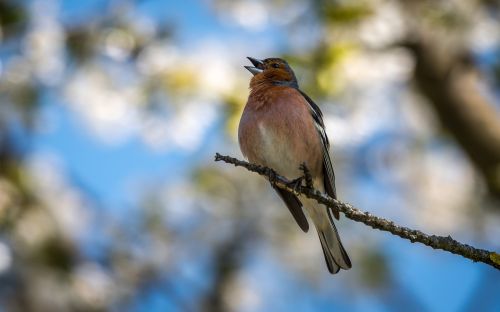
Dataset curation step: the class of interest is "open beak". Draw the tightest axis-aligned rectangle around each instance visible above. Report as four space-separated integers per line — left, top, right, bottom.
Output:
245 57 264 76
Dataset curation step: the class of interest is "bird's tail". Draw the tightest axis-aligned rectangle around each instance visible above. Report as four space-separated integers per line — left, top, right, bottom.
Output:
307 200 351 274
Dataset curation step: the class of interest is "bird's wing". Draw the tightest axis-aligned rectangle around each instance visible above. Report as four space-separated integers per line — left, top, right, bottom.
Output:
298 90 339 219
272 184 309 232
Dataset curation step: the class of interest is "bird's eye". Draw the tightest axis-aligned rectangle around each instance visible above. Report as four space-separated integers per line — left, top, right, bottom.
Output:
272 63 280 68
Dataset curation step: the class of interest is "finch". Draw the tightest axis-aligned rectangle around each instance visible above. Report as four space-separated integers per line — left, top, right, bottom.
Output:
238 57 351 274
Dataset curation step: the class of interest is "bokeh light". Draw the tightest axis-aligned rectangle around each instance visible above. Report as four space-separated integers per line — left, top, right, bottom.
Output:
0 0 499 311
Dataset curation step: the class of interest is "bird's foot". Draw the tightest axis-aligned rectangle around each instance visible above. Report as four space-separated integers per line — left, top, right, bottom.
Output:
265 167 278 186
286 176 304 196
299 162 314 189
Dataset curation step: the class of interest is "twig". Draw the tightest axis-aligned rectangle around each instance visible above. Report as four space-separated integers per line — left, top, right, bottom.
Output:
214 153 500 271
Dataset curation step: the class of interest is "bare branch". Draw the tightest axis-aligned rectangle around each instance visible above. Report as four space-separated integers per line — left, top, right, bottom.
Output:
215 153 500 271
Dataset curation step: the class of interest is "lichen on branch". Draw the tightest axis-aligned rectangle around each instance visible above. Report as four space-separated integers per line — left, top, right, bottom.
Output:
215 153 500 271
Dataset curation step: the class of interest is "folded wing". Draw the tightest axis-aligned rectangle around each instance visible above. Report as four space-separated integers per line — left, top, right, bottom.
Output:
298 90 339 219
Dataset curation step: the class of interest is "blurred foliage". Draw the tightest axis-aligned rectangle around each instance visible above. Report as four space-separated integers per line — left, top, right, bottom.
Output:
66 28 97 63
0 0 27 39
322 1 374 24
356 248 390 289
493 55 500 88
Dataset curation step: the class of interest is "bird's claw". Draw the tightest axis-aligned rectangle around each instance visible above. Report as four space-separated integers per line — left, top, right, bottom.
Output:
299 162 314 189
265 167 278 186
286 177 304 196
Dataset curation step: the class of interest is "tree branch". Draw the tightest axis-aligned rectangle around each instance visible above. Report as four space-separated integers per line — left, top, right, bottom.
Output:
215 153 500 271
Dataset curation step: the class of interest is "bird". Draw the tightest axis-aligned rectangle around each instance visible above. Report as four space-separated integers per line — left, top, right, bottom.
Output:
238 57 351 274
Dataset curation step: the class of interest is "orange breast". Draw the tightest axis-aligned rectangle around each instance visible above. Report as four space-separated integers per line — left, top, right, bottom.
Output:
238 86 323 179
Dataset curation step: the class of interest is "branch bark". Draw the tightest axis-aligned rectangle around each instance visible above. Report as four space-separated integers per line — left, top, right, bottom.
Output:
215 153 500 271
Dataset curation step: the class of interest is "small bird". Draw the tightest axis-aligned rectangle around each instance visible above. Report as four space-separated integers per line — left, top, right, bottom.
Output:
238 57 351 274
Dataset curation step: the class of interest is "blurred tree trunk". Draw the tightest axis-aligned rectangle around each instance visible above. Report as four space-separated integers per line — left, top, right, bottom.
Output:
203 222 251 312
406 36 500 200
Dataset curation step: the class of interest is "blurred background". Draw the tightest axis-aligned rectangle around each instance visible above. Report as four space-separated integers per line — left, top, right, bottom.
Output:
0 0 499 311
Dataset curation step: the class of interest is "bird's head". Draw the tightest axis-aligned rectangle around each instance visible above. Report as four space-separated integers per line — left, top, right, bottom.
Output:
245 57 298 88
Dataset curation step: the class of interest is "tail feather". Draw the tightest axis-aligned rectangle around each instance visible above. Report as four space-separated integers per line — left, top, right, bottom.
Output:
318 231 340 274
272 185 309 232
319 222 351 270
308 200 351 273
325 207 351 269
